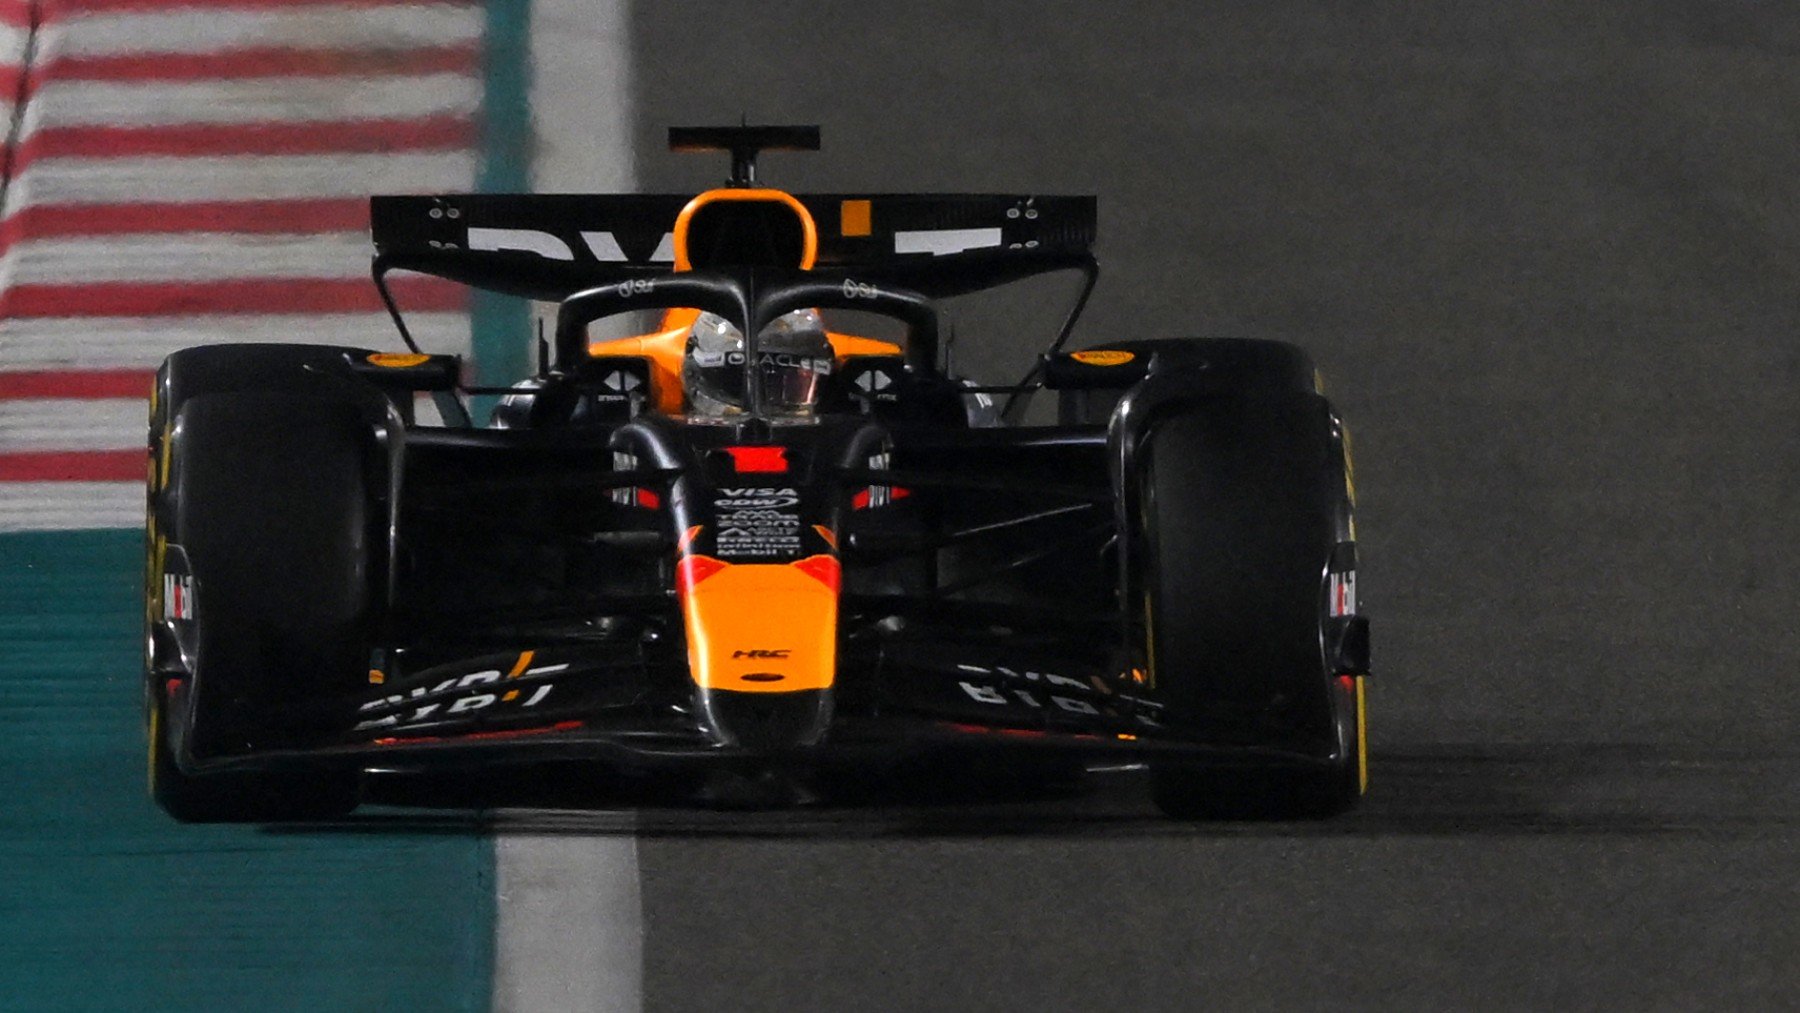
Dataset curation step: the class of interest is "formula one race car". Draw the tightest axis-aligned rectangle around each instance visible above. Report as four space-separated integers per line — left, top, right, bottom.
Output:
143 126 1369 822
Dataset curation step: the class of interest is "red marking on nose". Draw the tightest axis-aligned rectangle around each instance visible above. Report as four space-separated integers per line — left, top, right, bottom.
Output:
791 554 841 592
677 555 729 598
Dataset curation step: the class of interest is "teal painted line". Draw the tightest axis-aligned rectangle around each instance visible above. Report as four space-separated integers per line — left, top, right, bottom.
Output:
0 531 493 1012
471 0 535 419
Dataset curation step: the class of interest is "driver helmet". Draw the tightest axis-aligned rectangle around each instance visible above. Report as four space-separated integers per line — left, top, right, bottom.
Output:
683 308 834 416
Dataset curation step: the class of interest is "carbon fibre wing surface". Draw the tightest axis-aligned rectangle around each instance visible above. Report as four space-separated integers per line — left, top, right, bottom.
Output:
370 193 1096 301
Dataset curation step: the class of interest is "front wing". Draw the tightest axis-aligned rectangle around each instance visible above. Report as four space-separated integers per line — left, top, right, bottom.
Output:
187 637 1349 778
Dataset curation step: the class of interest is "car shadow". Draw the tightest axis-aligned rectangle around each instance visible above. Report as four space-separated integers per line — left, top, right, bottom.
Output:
263 741 1799 841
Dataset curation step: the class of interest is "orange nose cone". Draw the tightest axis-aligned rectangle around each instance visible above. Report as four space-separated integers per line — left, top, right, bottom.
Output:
680 555 839 693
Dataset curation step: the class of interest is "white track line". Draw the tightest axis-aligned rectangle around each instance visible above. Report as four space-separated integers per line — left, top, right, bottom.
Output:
530 0 633 193
491 1 644 1011
493 833 643 1013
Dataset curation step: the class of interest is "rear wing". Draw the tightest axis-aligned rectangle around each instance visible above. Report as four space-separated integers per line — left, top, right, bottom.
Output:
370 192 1097 302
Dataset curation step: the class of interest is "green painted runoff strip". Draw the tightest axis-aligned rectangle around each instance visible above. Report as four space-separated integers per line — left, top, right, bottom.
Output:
0 530 494 1012
470 0 535 419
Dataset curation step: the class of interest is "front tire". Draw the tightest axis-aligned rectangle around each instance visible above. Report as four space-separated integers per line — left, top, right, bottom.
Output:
145 347 384 821
1135 353 1363 819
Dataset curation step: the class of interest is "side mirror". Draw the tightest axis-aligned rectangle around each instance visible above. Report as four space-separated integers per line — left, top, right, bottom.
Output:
1042 347 1152 391
346 351 461 391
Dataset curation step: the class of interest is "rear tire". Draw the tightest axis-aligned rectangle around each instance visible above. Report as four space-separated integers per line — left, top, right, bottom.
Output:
1136 359 1362 819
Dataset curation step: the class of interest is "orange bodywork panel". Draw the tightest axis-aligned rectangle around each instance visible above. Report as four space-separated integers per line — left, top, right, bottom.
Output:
587 308 702 414
825 332 901 359
679 554 840 693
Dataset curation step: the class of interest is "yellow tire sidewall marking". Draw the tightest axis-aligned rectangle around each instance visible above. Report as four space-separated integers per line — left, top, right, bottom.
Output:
1355 675 1368 794
147 696 161 796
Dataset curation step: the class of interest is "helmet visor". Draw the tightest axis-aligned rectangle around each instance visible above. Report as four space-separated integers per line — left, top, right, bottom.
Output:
685 309 834 416
757 350 833 414
754 308 833 415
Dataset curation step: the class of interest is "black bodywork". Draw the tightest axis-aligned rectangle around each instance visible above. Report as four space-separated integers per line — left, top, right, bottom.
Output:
144 129 1369 819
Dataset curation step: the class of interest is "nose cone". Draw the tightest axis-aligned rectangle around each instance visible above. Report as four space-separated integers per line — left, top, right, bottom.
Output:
678 554 841 749
698 687 832 750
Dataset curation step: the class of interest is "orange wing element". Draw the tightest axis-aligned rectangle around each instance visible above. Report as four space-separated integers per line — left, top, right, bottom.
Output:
588 307 702 414
825 331 901 360
673 188 819 271
839 199 872 237
678 554 840 693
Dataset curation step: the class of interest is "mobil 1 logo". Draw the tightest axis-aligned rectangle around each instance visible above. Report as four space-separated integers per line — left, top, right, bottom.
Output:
713 487 802 559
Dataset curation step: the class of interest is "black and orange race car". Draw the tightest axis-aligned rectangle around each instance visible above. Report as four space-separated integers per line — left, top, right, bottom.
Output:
143 126 1369 822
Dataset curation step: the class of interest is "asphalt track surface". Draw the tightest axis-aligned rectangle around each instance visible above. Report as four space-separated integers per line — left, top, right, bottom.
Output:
626 749 1796 1009
601 3 1800 1009
346 743 1796 1009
